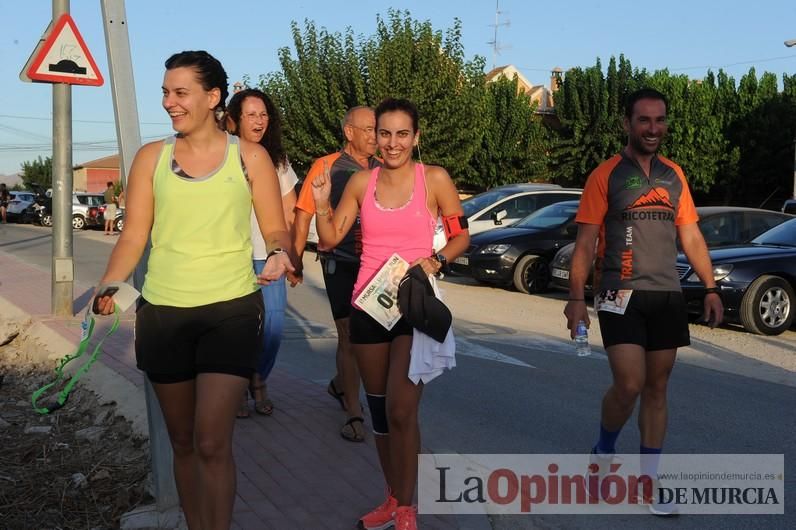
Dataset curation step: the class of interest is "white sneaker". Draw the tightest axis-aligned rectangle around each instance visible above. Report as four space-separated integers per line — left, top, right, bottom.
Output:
637 480 679 517
586 449 621 502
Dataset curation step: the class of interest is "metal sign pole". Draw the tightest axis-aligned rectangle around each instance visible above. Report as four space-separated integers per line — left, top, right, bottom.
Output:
100 0 178 511
52 0 74 317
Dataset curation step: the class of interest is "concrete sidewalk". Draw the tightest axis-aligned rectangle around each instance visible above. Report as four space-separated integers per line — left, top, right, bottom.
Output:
0 250 488 530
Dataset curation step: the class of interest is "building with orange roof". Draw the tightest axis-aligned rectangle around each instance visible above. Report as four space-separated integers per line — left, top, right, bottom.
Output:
73 154 120 192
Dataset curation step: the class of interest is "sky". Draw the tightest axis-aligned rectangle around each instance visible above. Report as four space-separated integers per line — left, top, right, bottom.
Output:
1 0 795 177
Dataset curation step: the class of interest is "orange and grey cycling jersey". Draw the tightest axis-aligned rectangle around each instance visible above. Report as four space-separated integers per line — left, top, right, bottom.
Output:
576 152 698 291
296 151 381 256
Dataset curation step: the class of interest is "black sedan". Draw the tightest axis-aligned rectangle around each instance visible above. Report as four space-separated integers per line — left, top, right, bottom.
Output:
550 206 793 292
450 201 580 294
678 218 796 335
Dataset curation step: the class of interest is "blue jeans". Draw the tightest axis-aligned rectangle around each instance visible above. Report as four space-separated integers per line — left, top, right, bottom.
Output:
253 260 286 380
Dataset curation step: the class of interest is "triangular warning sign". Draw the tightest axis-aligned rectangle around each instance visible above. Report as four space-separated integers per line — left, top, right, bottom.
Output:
26 14 104 86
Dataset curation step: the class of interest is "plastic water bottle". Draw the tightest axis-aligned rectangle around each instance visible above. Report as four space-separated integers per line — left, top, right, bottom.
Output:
575 320 591 357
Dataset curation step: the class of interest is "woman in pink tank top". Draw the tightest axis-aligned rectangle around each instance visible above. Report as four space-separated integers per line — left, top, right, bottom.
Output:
312 98 470 530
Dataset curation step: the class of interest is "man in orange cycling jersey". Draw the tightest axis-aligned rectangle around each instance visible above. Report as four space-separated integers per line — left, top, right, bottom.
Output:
293 106 380 442
564 88 723 516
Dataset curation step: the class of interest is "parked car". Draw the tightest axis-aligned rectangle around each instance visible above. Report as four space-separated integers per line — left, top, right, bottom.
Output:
433 183 582 250
450 200 580 293
550 206 794 292
5 191 38 223
35 196 53 227
678 217 796 335
783 199 796 215
72 192 105 229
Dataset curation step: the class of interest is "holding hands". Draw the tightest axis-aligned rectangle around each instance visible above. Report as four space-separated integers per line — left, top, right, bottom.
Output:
257 251 295 285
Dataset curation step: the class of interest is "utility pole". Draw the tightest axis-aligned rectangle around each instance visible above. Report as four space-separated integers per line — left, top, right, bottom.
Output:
51 0 74 317
786 39 796 199
101 0 178 512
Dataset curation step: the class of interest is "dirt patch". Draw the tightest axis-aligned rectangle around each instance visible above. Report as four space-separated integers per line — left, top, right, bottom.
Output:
0 328 152 529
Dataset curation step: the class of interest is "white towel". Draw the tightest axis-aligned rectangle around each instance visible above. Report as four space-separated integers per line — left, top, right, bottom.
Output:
408 277 456 384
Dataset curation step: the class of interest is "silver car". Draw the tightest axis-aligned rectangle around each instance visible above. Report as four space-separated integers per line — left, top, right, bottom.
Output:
435 183 583 252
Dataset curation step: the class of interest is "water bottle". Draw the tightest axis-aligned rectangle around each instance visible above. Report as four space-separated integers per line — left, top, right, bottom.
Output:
575 320 591 357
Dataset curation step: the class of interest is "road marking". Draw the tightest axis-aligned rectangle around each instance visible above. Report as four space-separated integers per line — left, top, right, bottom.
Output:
463 334 608 360
456 337 535 368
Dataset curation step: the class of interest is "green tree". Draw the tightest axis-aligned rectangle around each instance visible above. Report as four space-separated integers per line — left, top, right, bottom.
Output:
724 69 796 206
468 76 548 189
361 11 487 183
261 20 368 174
547 56 643 186
261 10 487 183
644 70 726 192
20 156 52 190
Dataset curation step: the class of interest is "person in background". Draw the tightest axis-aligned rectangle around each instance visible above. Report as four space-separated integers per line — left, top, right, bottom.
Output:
293 106 380 442
103 181 118 235
93 50 293 530
312 98 469 530
0 183 9 223
226 88 298 417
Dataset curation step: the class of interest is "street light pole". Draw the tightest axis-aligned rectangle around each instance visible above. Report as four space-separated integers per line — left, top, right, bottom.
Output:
785 39 796 199
52 0 74 316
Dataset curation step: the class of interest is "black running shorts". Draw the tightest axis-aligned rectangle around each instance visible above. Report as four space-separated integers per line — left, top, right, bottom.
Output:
597 290 690 351
135 290 264 384
349 307 413 345
320 257 359 320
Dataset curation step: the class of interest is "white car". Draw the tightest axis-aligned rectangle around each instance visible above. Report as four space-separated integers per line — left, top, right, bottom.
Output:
433 183 583 251
6 192 39 223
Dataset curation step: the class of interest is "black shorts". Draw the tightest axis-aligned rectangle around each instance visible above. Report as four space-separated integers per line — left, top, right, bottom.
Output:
597 290 690 351
349 307 414 344
135 290 264 384
320 256 359 320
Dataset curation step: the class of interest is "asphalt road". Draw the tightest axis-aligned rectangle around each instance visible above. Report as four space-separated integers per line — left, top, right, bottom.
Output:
1 222 793 529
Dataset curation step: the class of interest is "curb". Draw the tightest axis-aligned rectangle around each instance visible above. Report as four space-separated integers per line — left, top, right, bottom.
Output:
0 294 149 437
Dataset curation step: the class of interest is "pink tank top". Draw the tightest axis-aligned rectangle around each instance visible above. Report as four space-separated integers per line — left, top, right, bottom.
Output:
352 163 436 303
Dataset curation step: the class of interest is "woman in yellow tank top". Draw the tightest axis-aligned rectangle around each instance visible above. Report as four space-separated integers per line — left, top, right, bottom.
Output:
94 51 294 530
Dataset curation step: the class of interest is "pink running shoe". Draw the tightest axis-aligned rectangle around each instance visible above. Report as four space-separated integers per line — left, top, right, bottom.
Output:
393 505 418 530
358 494 398 530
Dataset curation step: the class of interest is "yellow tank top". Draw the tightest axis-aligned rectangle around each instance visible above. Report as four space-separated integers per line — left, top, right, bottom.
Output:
142 134 257 307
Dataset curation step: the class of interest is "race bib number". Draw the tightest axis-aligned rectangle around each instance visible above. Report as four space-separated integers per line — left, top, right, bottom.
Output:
354 253 409 330
595 289 633 315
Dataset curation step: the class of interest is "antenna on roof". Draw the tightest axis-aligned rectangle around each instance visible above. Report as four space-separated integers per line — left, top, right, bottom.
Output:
487 0 511 70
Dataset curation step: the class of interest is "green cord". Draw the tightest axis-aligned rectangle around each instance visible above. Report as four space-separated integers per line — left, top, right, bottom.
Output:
31 306 120 414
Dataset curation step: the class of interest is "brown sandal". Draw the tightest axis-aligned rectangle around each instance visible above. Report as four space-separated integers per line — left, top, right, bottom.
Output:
250 383 274 416
340 416 365 443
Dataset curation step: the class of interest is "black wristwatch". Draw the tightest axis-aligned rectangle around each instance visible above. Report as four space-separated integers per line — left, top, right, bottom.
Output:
704 286 721 297
266 247 286 260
